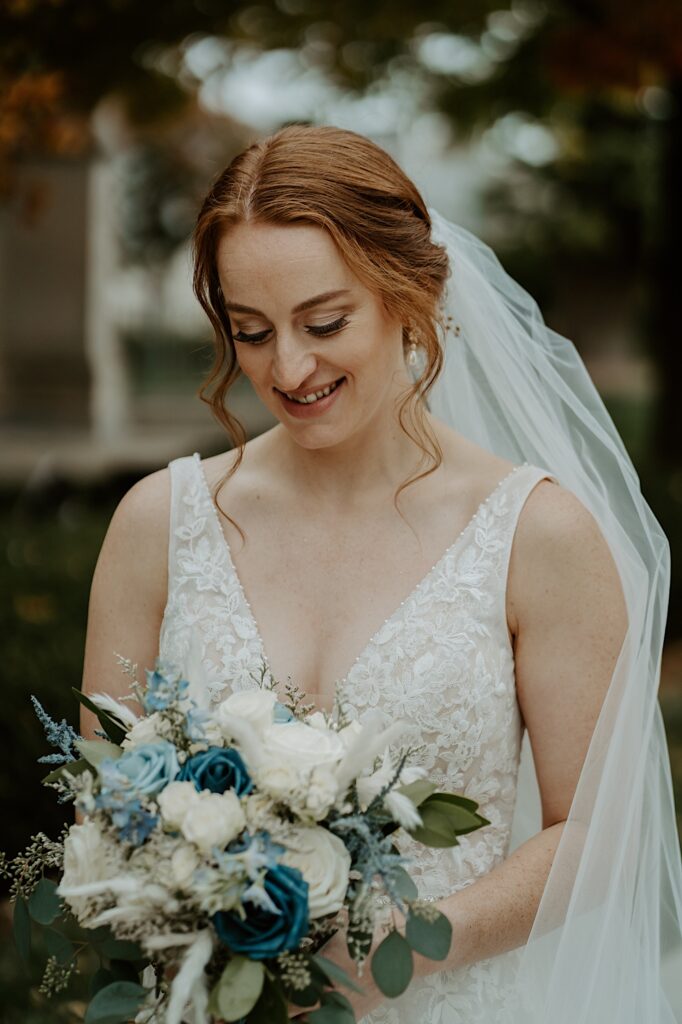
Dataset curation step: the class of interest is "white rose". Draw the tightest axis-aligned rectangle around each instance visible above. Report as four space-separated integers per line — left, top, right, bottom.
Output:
337 719 364 750
122 712 166 750
281 826 350 918
157 780 197 830
262 721 345 770
256 757 303 801
217 689 277 738
304 765 339 820
181 790 246 854
58 820 121 923
306 711 328 731
171 843 201 889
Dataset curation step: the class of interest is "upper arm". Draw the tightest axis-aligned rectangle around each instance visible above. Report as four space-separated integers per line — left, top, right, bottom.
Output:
80 467 171 740
508 479 629 830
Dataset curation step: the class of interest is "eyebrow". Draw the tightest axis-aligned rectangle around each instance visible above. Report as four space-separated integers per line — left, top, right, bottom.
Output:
224 289 351 317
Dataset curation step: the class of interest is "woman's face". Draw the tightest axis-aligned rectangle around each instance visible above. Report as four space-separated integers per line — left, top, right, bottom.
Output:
215 221 409 451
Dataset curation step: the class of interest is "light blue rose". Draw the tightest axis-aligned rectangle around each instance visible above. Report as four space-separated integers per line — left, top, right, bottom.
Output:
100 741 179 797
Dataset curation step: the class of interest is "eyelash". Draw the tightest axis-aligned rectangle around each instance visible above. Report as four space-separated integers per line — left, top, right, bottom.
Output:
233 316 349 346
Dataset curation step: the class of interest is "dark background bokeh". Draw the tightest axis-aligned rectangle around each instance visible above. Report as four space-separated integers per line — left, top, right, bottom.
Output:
1 1 681 1018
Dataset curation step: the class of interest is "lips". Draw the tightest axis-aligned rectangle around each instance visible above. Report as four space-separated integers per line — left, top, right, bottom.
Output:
275 376 346 404
275 376 347 418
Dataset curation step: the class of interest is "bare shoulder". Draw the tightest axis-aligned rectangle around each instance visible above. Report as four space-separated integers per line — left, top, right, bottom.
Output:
508 475 627 633
98 464 172 603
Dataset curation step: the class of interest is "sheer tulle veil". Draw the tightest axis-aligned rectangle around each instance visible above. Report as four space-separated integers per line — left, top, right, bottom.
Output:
426 209 682 1022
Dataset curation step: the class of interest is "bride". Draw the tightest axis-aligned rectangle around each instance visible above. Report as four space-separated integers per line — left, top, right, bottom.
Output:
80 125 682 1022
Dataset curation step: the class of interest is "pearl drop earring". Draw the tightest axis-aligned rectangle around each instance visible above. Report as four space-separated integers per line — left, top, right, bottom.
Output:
406 327 419 367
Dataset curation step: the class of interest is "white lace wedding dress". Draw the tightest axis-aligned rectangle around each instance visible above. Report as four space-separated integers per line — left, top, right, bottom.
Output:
158 451 557 1023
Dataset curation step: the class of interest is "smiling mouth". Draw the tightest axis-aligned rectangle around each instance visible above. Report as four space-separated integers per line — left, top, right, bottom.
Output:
276 376 346 405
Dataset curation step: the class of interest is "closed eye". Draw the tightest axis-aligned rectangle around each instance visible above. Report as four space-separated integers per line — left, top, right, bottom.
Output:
306 316 349 337
233 316 349 345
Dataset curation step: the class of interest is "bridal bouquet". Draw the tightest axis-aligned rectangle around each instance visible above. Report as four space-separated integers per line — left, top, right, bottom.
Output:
3 652 488 1024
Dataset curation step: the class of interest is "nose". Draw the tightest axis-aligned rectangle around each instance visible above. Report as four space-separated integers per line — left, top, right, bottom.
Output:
271 331 319 392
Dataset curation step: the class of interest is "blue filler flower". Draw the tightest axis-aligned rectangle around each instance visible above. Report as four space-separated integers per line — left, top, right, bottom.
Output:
179 746 253 796
142 667 189 713
212 863 309 959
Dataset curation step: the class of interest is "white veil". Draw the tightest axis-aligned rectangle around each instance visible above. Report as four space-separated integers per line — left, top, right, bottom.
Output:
426 209 682 1022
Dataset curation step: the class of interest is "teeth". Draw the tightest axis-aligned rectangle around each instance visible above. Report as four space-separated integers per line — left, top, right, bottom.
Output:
285 379 340 404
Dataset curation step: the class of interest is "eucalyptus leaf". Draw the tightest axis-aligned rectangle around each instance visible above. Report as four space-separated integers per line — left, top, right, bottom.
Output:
308 989 356 1024
13 896 31 963
209 956 264 1021
390 865 419 901
370 929 413 998
29 877 62 925
283 956 327 1007
84 980 146 1024
314 953 366 995
75 738 122 767
72 687 127 745
45 927 74 965
42 757 90 786
396 779 437 806
405 909 452 960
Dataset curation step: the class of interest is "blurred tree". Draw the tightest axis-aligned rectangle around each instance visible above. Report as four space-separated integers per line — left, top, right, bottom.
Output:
1 0 680 461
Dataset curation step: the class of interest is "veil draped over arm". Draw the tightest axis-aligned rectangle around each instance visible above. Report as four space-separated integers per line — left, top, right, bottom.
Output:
427 209 682 1023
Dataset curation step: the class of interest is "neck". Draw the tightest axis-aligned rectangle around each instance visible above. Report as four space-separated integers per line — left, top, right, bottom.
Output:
268 403 433 511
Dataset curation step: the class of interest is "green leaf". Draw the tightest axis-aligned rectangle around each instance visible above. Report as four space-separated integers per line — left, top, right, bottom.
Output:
313 953 366 995
28 877 62 925
407 803 462 848
84 981 146 1024
396 779 437 806
429 791 481 813
13 896 31 963
421 793 490 833
390 865 419 901
370 929 413 998
405 909 452 960
308 989 356 1024
42 757 90 786
72 688 127 745
90 968 115 998
75 738 122 768
208 956 264 1021
44 927 75 964
95 934 143 961
110 959 141 984
248 974 289 1024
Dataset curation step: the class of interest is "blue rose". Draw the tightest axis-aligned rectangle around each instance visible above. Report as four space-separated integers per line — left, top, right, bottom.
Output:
100 741 179 798
273 701 295 724
178 746 253 796
212 863 309 959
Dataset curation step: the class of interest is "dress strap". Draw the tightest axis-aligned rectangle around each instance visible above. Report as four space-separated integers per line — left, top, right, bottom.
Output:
494 464 560 635
166 451 204 592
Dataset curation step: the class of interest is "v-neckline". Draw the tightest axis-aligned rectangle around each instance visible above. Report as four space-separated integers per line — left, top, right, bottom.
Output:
192 452 527 705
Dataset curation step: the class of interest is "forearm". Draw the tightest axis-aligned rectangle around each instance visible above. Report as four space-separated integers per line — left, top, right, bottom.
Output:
406 821 566 978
